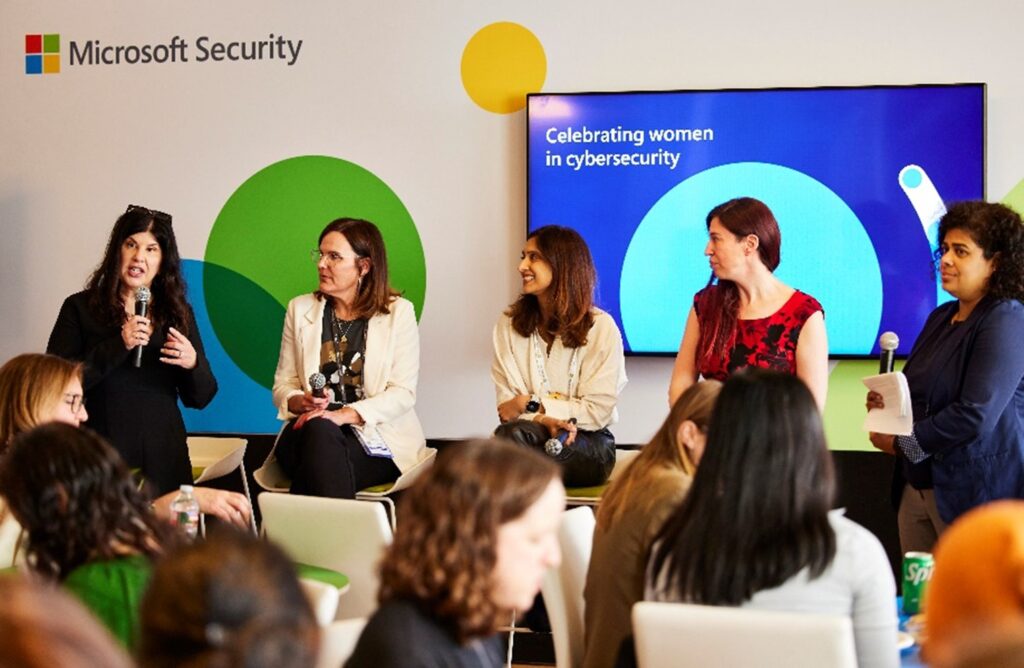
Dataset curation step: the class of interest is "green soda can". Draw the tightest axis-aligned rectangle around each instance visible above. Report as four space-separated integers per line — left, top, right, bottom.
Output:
902 551 934 615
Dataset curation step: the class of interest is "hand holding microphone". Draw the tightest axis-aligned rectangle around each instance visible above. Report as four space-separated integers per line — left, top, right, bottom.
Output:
545 417 578 456
124 286 152 367
879 331 900 374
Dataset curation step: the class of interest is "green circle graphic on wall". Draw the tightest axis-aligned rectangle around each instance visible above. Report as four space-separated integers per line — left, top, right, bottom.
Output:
204 155 427 388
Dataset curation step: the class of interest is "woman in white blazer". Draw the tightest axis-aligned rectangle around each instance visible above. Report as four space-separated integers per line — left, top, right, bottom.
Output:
271 218 425 498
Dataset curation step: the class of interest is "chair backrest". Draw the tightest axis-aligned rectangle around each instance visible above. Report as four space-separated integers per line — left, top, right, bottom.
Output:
316 618 368 668
259 492 393 619
632 602 858 668
299 577 341 626
541 506 596 668
187 437 247 484
385 447 436 494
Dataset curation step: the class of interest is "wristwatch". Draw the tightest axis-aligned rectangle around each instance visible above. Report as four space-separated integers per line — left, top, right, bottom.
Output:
525 394 541 413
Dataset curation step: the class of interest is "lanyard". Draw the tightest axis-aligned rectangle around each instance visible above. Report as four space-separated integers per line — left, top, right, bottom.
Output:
529 331 579 400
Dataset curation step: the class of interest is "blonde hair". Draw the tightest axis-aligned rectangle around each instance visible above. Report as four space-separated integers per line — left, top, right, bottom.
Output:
0 354 82 449
597 380 722 528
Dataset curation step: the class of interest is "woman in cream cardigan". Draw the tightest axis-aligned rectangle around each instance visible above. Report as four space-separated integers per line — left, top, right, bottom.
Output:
271 218 426 498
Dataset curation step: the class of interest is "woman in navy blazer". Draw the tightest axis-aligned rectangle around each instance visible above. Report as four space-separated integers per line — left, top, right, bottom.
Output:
867 201 1024 553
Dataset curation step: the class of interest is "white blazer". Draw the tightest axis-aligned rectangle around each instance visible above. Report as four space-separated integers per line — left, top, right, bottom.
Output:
272 293 426 473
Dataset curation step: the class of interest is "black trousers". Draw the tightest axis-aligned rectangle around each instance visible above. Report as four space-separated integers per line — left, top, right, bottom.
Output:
275 418 400 498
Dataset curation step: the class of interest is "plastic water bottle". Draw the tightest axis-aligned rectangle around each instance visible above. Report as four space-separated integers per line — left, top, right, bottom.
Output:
170 484 200 541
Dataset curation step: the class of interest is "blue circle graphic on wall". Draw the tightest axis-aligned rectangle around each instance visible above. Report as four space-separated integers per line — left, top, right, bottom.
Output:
620 162 882 354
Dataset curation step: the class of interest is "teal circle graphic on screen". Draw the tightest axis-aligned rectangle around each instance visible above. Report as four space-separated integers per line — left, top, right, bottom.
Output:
204 155 427 389
902 167 923 189
179 259 281 434
620 162 882 353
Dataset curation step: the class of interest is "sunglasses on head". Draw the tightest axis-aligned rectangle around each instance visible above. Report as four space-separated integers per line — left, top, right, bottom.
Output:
125 204 172 225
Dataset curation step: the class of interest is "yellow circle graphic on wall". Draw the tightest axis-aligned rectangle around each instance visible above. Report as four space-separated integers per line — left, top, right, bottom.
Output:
461 22 546 114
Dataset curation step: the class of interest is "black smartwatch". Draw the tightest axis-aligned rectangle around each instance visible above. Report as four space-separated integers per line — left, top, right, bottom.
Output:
525 394 541 413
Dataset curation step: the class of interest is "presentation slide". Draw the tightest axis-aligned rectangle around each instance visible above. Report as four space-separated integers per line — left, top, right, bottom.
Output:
527 84 985 356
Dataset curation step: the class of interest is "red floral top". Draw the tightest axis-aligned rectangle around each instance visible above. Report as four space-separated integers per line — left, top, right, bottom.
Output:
694 287 823 381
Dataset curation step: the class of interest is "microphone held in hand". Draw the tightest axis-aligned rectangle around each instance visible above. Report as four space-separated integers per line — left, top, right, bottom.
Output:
544 418 577 457
308 372 327 398
879 331 900 374
132 286 151 368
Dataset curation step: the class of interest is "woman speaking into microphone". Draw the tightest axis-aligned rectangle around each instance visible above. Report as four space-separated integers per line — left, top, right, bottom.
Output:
47 205 217 496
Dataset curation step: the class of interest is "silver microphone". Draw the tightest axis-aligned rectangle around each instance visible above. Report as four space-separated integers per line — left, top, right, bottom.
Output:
132 286 151 368
308 372 327 398
545 437 563 456
879 331 900 374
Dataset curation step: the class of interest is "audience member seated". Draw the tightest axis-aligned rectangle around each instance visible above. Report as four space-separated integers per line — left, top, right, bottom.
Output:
139 526 319 668
0 423 169 648
0 575 133 668
924 500 1024 667
346 439 565 667
0 352 251 569
491 225 627 488
646 370 898 668
583 380 721 668
271 218 426 498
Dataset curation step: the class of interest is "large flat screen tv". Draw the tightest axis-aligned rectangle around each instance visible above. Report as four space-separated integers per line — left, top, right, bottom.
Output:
526 84 985 357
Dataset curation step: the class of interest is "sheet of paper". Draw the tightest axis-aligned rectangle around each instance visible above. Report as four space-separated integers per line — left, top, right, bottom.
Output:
862 372 913 436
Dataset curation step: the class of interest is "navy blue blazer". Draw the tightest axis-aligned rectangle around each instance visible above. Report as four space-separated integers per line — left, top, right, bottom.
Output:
898 296 1024 523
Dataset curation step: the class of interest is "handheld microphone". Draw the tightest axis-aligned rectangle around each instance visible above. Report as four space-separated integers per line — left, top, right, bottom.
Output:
879 331 899 374
132 286 151 368
308 372 327 398
544 418 577 457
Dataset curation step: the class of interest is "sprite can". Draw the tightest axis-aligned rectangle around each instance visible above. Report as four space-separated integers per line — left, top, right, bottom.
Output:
902 552 934 615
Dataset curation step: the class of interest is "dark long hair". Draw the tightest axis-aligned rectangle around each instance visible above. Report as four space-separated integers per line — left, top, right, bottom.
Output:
85 205 191 335
139 527 319 668
0 423 167 580
696 198 781 365
507 225 596 348
315 218 399 318
648 370 836 605
938 201 1024 301
378 439 560 643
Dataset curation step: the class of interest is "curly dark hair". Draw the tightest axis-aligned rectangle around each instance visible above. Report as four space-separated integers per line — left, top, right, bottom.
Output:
139 526 319 668
85 205 192 335
0 423 168 580
937 201 1024 301
506 225 598 349
377 439 561 643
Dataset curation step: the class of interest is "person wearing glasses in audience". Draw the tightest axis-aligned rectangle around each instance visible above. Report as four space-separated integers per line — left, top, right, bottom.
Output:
647 370 897 668
46 205 217 497
269 218 425 498
0 353 251 567
668 197 828 410
492 225 627 487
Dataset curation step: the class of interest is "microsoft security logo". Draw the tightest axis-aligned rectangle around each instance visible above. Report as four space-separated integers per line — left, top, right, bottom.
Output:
26 34 60 74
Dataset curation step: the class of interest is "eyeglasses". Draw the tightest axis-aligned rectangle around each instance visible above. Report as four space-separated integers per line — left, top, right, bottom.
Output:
125 204 172 225
310 249 353 266
63 393 86 414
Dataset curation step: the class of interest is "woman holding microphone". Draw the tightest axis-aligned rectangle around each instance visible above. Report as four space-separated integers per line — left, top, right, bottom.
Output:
867 201 1024 552
47 205 217 496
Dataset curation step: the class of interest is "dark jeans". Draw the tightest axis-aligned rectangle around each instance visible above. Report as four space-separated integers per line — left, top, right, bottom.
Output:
494 420 615 487
275 418 399 498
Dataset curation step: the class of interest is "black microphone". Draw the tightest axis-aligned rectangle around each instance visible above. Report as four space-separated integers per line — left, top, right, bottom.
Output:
132 286 151 368
879 331 899 374
309 372 327 398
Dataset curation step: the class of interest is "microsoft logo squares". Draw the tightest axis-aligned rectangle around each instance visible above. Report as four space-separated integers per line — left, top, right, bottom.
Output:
26 34 60 74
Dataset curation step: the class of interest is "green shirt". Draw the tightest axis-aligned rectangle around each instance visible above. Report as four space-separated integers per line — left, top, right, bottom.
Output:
63 554 152 648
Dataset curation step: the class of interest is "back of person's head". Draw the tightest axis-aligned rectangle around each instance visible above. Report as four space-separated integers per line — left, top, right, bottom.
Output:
139 526 319 668
598 380 722 528
0 353 81 448
0 423 163 579
0 575 133 668
649 369 836 605
378 439 562 643
924 500 1024 666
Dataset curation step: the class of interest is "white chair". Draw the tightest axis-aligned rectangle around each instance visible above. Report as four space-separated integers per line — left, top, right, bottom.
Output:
540 506 596 668
253 426 290 492
632 602 858 668
299 577 341 626
316 618 368 668
354 447 436 531
259 492 393 620
564 448 640 507
187 436 257 534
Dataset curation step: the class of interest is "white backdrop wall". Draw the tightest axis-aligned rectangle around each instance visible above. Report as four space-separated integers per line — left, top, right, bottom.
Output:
3 1 1023 447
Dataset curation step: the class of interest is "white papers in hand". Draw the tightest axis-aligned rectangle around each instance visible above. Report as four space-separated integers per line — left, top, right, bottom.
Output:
862 372 913 436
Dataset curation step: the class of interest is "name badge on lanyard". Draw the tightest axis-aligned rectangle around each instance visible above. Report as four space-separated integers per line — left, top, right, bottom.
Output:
529 331 580 401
